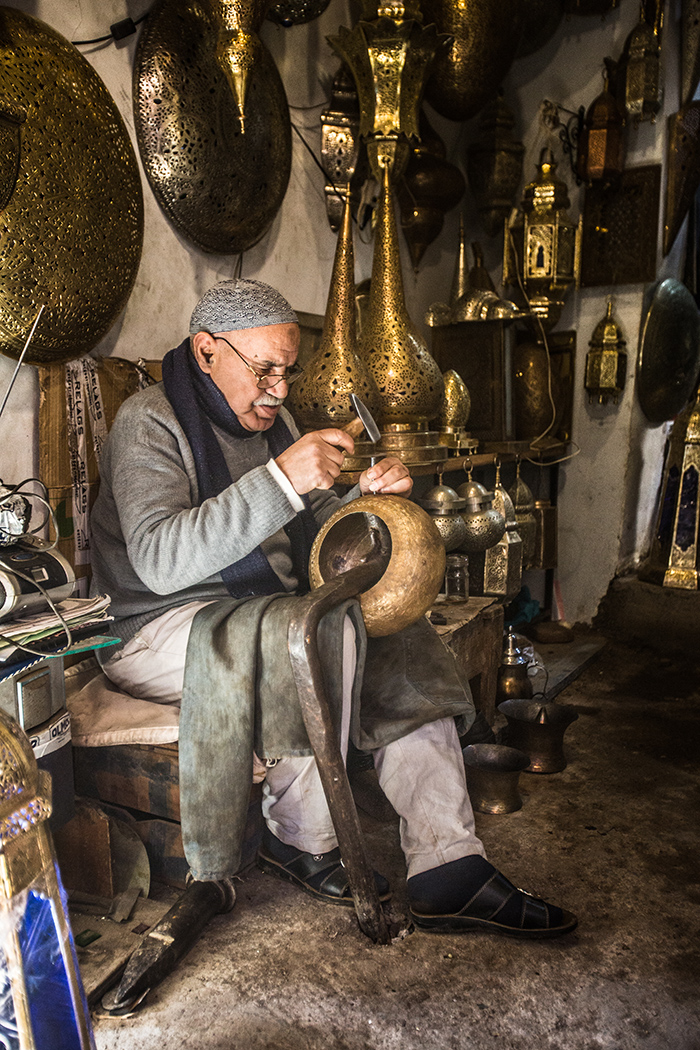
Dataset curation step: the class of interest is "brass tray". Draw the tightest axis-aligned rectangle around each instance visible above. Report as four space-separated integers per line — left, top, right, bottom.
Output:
637 278 700 424
134 0 291 254
0 8 143 363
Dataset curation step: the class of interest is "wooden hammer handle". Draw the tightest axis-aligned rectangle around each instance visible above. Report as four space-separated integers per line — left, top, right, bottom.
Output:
343 416 366 440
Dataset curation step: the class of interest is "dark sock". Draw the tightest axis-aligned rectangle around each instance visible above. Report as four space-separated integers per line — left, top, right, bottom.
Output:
407 854 563 926
408 855 496 913
261 825 339 863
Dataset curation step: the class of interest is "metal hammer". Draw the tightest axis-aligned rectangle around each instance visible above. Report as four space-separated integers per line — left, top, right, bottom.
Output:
343 393 381 443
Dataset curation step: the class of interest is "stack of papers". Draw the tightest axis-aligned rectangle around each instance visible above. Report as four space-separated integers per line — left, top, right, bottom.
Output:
0 595 115 663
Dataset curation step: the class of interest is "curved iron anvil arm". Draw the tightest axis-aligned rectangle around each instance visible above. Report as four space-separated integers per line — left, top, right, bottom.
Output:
287 562 390 944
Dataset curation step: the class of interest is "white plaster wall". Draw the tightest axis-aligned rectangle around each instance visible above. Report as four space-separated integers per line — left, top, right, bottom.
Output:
0 0 687 622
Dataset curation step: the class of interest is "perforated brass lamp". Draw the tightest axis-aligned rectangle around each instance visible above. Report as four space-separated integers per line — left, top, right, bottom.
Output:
503 148 582 332
576 74 626 184
204 0 270 133
617 3 662 125
328 0 447 179
0 709 95 1048
585 299 627 405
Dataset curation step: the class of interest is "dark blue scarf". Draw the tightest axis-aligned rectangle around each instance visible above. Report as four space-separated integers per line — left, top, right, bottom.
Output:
162 338 318 597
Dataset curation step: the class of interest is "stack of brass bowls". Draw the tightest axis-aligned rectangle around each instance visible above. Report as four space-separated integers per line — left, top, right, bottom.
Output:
342 422 449 472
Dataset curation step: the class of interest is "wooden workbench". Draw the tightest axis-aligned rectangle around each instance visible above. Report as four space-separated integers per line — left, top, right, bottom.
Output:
429 596 504 725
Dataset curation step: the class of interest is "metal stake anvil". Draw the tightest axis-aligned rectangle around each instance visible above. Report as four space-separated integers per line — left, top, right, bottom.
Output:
288 560 391 944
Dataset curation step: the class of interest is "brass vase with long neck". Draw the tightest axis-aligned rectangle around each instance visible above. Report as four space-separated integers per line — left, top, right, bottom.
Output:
204 0 270 133
359 162 444 425
289 192 381 431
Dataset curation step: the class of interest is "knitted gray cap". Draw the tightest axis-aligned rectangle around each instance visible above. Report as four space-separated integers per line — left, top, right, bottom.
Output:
189 278 298 335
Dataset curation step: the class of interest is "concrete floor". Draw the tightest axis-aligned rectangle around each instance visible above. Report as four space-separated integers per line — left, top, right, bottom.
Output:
90 638 700 1050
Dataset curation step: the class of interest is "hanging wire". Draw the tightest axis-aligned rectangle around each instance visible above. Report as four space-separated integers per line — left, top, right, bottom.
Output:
506 227 581 468
72 12 149 46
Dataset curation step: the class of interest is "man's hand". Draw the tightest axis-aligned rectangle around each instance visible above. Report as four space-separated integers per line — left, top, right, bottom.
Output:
275 429 355 494
359 456 413 496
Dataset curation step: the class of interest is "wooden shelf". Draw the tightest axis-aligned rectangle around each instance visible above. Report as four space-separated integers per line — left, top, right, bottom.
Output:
336 442 570 484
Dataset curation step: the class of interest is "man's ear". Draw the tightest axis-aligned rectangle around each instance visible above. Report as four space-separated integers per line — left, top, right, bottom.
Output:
191 331 217 373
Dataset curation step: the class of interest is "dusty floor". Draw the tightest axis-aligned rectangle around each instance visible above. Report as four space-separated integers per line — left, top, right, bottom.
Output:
90 638 700 1050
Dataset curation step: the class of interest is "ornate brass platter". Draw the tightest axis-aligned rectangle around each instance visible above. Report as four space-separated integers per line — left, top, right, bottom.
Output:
637 279 700 424
134 0 291 254
0 8 143 363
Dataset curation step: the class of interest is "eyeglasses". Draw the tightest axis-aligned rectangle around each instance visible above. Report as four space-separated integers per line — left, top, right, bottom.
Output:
214 335 304 390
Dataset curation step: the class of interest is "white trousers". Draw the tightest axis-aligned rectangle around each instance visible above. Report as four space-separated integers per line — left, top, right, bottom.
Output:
102 601 486 878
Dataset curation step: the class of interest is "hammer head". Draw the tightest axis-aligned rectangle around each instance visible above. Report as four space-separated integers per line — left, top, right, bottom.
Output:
344 393 381 443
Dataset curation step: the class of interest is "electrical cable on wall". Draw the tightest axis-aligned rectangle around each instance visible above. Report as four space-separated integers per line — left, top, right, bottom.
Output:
72 11 149 46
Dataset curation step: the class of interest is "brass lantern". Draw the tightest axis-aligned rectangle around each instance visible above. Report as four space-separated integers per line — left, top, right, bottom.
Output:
508 461 537 569
503 148 582 332
0 709 95 1048
327 0 447 180
466 93 525 238
617 4 662 125
585 299 627 405
576 75 626 184
661 390 700 590
321 66 365 232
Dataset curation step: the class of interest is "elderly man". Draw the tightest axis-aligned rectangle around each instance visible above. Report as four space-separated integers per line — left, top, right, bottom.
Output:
90 278 576 938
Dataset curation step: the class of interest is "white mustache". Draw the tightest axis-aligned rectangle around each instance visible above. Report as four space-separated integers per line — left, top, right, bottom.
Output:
254 393 285 407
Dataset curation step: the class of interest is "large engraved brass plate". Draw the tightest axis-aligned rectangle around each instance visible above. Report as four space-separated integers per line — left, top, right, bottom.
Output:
134 0 291 254
0 9 143 363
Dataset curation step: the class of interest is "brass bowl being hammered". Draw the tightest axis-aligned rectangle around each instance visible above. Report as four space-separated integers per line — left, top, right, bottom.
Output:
308 495 445 637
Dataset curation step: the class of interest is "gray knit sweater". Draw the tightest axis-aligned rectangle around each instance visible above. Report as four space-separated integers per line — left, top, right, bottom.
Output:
90 383 358 647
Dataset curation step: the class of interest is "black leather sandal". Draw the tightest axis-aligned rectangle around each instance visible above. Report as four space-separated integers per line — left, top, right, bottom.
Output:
257 828 391 907
410 869 577 939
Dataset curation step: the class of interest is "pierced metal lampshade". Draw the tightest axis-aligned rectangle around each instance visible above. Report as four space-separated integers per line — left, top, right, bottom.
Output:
358 163 444 425
328 2 446 180
288 193 381 431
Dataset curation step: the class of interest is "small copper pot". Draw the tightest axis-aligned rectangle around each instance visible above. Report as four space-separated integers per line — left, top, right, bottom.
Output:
498 699 578 773
463 743 530 813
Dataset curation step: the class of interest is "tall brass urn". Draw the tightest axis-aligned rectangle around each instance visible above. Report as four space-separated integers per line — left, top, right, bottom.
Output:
358 163 444 425
289 193 381 430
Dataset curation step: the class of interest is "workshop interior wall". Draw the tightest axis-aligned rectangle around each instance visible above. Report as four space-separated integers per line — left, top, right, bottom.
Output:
0 0 685 624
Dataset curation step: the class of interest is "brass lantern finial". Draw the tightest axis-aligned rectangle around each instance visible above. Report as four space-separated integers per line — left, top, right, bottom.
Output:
288 192 381 431
359 162 444 424
328 7 447 180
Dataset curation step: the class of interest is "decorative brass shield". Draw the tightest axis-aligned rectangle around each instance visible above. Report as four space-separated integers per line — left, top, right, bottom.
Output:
0 8 143 363
134 0 291 255
637 279 700 425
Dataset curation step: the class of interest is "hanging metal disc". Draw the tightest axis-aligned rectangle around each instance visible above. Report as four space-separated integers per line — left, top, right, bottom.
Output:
0 8 143 364
134 0 292 255
637 279 700 424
